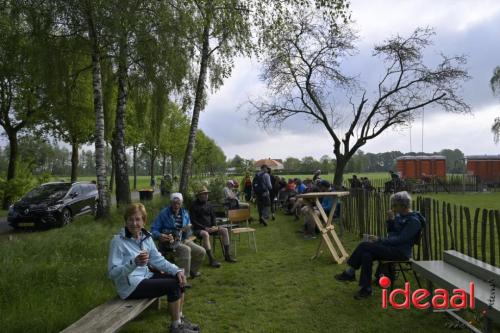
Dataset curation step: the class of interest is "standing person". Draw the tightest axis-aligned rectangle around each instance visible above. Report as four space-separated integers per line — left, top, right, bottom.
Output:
313 170 322 182
269 168 278 221
242 173 253 202
151 193 206 282
108 203 199 333
252 164 272 226
190 186 237 267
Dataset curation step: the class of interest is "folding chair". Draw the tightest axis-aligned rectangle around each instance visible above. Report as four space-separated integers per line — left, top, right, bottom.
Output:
227 208 257 256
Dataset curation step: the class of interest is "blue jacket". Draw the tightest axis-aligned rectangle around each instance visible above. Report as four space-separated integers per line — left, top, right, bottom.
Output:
151 206 191 241
379 211 423 258
296 183 307 194
320 192 341 217
108 228 181 299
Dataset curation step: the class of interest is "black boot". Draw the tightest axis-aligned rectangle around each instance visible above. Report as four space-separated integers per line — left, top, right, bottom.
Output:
206 250 221 268
224 245 237 263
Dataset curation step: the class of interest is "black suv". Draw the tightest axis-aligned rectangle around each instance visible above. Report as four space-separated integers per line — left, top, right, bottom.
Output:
7 182 99 229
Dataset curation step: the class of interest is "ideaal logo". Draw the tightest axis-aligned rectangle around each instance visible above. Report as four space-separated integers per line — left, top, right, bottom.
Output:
379 276 475 310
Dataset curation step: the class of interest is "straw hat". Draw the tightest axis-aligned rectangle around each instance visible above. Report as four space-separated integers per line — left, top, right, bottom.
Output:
196 186 210 195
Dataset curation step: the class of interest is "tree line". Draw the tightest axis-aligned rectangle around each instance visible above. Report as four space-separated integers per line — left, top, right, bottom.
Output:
226 148 466 176
0 0 349 215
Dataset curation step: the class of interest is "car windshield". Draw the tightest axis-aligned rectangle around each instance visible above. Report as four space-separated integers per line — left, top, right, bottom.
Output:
24 184 71 201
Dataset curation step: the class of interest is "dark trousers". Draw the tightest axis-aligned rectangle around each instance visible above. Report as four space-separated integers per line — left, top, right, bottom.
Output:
347 242 407 289
127 272 183 302
256 194 271 221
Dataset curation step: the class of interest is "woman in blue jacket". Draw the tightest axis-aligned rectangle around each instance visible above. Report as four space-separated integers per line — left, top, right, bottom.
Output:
108 203 199 333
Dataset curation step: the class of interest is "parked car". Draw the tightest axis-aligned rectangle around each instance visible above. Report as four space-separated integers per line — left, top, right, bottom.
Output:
7 182 99 229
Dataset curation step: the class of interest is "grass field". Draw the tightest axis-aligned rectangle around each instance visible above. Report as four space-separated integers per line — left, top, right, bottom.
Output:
0 196 475 333
420 192 500 211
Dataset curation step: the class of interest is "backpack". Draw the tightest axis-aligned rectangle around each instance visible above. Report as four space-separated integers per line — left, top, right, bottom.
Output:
252 173 268 195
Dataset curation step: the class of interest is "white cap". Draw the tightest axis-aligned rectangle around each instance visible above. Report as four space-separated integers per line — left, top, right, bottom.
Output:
170 192 183 202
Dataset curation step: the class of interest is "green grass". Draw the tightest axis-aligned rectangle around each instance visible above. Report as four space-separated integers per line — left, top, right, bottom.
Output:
420 192 500 211
0 209 7 218
0 198 471 333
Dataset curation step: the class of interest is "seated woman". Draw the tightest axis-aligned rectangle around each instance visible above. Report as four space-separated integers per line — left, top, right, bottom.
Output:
334 191 423 300
108 203 199 333
223 180 249 210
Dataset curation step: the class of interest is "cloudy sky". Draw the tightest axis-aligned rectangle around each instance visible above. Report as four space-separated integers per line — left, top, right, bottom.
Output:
199 0 500 161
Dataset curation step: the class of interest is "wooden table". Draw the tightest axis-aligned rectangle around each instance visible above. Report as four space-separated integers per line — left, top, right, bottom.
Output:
297 191 350 264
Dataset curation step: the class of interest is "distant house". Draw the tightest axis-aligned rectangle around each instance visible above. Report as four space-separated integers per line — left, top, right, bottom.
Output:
226 167 238 175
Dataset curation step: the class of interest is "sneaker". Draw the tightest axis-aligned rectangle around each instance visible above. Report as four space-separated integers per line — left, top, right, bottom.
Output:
303 234 316 240
170 323 198 333
259 218 268 226
181 317 200 331
353 287 372 300
190 271 202 278
334 271 355 282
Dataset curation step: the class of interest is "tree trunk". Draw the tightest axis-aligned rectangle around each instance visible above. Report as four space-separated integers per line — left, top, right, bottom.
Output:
133 144 137 191
109 144 114 192
112 39 131 206
70 141 79 183
170 155 174 177
150 152 156 188
162 154 166 176
178 18 211 195
88 16 110 218
2 130 18 209
333 155 347 188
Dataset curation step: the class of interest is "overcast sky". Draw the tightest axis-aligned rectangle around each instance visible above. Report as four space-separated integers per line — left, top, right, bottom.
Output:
199 0 500 161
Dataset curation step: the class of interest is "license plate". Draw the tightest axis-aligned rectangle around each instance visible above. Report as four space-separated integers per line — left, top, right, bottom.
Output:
18 222 35 227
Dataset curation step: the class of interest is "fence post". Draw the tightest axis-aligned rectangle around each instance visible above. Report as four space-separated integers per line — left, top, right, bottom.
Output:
489 210 496 267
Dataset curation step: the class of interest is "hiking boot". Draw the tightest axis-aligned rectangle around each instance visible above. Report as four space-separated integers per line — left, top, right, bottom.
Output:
181 316 200 331
170 323 198 333
225 255 237 263
209 260 221 268
353 287 372 300
190 271 202 278
334 271 355 282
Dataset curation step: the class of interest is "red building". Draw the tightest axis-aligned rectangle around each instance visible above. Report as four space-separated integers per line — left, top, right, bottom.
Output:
466 155 500 183
396 155 446 179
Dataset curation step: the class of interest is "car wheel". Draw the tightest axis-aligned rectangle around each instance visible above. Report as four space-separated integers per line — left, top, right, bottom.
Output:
58 208 72 227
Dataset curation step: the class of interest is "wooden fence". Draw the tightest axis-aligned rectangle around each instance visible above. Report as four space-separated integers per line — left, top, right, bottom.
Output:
340 191 500 266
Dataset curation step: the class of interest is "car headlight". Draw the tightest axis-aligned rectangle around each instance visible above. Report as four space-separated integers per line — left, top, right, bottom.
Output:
47 204 63 212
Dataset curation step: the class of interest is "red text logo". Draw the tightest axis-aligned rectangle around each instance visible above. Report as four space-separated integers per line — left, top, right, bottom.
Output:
379 276 475 310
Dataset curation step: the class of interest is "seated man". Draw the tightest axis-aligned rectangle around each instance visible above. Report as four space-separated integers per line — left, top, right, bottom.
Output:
335 191 423 300
300 180 338 239
223 180 250 210
151 193 206 282
190 186 236 267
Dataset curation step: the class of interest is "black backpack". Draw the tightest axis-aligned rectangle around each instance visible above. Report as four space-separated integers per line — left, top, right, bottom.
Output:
252 173 268 195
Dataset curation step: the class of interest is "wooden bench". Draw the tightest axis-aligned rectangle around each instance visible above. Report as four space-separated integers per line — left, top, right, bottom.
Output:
412 250 500 333
61 297 162 333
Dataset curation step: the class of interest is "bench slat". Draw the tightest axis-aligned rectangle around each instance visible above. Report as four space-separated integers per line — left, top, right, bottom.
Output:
412 260 500 323
444 250 500 287
60 298 157 333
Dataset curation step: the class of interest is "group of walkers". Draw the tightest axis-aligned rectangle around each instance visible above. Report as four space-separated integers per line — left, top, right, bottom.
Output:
107 167 424 332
